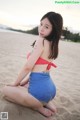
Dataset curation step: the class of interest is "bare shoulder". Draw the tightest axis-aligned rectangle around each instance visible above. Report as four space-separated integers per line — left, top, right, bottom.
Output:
25 37 44 70
43 39 51 49
34 37 44 49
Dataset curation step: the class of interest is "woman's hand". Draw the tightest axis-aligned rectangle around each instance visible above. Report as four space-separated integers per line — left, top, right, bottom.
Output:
20 78 29 86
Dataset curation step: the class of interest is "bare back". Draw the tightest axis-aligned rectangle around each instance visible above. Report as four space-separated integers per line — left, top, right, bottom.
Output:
32 39 53 72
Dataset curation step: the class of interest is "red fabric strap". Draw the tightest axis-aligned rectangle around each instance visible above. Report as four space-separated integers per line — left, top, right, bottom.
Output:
27 53 57 70
46 62 57 70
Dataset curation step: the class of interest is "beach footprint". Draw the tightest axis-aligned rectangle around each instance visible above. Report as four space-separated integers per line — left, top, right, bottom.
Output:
59 96 74 108
57 107 68 115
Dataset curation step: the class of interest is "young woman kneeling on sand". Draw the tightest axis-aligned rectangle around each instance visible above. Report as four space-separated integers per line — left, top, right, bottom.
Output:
2 11 63 117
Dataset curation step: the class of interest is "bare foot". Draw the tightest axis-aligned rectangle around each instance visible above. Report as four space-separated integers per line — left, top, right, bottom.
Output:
44 101 57 113
37 107 54 117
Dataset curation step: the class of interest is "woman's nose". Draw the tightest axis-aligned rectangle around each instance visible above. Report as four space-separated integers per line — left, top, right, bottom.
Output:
40 26 44 32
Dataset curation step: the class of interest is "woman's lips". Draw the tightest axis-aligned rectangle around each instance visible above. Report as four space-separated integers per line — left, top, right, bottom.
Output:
40 33 44 36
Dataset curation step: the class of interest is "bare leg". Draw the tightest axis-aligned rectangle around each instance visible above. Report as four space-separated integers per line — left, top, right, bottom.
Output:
3 96 17 103
2 85 53 117
2 85 42 108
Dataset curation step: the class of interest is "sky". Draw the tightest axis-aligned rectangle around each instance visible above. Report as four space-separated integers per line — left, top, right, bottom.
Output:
0 0 80 33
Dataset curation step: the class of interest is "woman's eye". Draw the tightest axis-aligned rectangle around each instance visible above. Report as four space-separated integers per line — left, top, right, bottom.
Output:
45 26 48 29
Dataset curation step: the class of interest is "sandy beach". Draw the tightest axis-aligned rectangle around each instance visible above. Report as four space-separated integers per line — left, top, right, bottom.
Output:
0 30 80 120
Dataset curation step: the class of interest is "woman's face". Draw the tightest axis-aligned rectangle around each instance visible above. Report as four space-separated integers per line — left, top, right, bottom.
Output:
38 18 52 38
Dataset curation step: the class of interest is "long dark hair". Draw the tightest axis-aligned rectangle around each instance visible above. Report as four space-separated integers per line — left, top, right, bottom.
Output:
32 12 63 59
41 12 63 59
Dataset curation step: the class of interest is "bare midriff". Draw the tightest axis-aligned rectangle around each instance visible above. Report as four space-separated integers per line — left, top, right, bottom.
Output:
32 64 50 73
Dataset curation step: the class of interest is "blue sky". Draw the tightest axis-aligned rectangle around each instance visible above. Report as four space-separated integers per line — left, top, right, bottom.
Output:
0 0 80 32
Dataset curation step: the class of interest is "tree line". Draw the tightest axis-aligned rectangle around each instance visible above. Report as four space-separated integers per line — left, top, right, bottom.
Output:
63 27 80 42
26 26 80 42
8 26 80 42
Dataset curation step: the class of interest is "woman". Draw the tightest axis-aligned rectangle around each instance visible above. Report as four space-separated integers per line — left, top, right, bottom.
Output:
2 11 63 117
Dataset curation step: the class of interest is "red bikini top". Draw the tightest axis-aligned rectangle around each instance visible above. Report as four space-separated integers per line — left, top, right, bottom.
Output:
27 52 57 70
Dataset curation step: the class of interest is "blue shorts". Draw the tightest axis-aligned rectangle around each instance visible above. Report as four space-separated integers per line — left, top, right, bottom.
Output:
28 72 56 103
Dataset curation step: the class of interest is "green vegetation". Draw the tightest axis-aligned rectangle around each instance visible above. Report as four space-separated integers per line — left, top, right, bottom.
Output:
26 26 80 43
63 27 80 42
26 26 38 35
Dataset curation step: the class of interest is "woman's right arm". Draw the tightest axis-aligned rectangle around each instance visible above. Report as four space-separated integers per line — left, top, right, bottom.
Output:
7 37 44 87
7 66 31 86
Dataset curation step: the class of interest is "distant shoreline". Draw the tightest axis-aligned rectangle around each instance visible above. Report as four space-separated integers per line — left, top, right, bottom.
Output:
0 28 21 33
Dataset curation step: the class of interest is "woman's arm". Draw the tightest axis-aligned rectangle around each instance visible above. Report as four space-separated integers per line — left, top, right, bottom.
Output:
13 37 44 86
20 73 30 86
13 65 30 86
7 69 30 87
7 68 30 86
